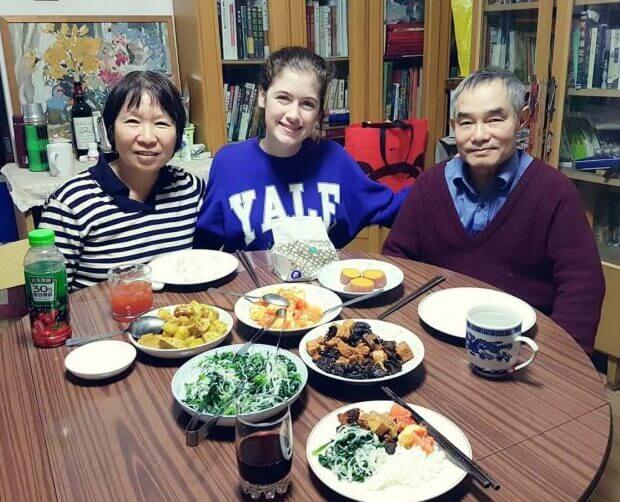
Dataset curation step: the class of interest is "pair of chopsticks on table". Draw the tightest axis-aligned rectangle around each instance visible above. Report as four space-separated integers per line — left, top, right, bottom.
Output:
377 274 445 320
382 386 500 491
235 250 261 288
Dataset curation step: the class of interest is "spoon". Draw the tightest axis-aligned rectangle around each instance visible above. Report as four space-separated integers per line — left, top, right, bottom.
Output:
65 315 165 347
207 288 290 307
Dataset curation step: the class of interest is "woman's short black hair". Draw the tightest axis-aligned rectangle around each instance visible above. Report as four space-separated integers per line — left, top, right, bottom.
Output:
102 71 186 151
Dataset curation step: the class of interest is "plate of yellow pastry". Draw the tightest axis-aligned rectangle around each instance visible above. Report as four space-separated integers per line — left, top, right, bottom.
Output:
318 259 404 298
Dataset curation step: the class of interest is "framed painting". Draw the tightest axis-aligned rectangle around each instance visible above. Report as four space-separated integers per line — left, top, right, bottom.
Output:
0 16 179 141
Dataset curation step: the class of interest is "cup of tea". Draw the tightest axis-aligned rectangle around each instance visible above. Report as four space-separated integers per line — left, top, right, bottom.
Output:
466 304 539 378
47 141 74 177
236 406 293 499
107 263 153 322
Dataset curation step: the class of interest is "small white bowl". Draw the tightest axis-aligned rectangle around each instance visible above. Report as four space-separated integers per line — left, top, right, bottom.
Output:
65 340 136 380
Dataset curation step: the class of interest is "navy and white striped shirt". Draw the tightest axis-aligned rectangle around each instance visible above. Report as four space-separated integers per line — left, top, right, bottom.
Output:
39 158 206 291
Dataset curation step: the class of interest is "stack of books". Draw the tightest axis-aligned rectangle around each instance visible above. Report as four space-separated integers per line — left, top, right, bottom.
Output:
571 8 620 90
305 0 349 58
219 0 269 60
383 64 423 121
224 82 263 142
485 16 536 82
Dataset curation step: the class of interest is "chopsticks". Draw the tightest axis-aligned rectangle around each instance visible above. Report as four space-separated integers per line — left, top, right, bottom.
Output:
235 250 261 288
381 386 500 491
377 275 445 320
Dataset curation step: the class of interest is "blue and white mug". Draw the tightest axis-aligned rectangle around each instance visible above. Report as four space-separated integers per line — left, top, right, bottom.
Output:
466 304 539 377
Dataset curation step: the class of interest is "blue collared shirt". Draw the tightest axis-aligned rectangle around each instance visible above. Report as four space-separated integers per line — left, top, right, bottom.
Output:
444 150 533 236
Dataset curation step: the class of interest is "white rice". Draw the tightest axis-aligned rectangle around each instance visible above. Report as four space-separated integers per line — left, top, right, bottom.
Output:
365 446 448 491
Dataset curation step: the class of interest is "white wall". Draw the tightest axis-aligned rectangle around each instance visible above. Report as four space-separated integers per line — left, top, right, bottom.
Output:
0 0 175 151
0 0 173 16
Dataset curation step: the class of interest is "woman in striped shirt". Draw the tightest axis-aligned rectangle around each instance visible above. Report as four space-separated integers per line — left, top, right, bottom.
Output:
40 71 205 291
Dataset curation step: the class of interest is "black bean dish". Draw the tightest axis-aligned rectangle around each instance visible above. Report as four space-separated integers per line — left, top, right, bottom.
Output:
305 320 414 379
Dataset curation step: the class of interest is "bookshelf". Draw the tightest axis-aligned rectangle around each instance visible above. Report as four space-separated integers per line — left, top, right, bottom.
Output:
547 0 620 386
470 0 553 159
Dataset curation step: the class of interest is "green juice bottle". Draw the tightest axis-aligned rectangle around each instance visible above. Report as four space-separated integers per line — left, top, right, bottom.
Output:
24 229 72 347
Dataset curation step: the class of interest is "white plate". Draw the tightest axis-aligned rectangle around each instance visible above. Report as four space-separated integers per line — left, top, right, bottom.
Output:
171 343 308 426
318 259 404 297
417 287 537 339
127 304 233 359
65 340 136 380
148 249 239 285
306 400 472 502
299 319 424 385
234 283 343 333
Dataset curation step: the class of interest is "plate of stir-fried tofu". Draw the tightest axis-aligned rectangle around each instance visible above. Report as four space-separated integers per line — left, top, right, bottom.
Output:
299 319 425 384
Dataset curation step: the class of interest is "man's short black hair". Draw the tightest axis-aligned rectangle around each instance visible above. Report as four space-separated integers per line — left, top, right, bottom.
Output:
102 71 186 151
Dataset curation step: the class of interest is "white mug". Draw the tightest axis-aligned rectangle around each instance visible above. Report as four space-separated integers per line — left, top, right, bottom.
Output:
47 142 74 177
466 304 539 378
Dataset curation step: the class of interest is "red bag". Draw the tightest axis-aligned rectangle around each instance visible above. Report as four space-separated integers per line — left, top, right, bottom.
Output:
345 119 428 192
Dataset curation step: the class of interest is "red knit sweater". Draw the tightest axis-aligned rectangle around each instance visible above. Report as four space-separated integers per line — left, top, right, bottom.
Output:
383 159 605 353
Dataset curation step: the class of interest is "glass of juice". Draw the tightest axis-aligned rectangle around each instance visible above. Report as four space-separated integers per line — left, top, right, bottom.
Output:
235 406 293 499
108 263 153 322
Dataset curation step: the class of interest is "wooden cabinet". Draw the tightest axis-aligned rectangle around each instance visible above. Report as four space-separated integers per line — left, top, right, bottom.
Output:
546 0 620 387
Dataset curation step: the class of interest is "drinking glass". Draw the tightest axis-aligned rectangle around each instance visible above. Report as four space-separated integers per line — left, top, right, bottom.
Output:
235 406 293 499
108 263 153 322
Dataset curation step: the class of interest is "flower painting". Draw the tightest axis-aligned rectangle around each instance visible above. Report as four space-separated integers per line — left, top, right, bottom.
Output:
1 17 178 141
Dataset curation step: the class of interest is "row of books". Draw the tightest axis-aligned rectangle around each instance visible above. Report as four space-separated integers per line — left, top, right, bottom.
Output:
325 78 348 120
219 0 269 60
305 0 349 58
571 9 620 90
383 63 423 121
486 17 536 83
385 22 424 58
224 82 262 142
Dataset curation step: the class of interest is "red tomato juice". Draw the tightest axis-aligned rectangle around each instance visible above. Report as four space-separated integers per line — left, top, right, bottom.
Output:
110 280 153 322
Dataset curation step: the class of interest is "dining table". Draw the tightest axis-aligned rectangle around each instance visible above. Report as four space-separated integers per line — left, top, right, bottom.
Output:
1 250 611 501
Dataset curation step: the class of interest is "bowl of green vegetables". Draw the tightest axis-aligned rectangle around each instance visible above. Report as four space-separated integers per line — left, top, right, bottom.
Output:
171 343 308 426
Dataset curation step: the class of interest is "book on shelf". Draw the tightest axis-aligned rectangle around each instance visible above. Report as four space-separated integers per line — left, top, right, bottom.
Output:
219 0 269 61
570 9 620 90
383 64 422 121
224 82 262 142
561 116 602 162
485 16 535 82
306 0 348 58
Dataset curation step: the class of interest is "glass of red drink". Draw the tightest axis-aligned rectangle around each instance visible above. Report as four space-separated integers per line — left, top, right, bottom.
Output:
107 263 153 322
235 406 293 499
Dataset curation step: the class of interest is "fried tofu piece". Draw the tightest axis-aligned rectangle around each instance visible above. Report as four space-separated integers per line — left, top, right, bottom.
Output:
306 338 321 357
354 344 370 356
371 349 387 365
336 340 354 358
396 341 414 362
325 336 340 347
336 356 349 365
359 411 398 438
337 320 355 338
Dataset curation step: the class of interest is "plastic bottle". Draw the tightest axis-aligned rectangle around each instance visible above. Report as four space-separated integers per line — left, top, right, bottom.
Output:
24 229 72 347
87 142 99 161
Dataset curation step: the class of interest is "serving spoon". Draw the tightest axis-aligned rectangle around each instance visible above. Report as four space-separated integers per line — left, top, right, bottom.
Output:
65 315 165 347
206 288 290 307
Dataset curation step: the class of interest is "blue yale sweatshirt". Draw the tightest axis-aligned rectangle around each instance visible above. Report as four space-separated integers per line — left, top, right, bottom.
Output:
195 137 408 250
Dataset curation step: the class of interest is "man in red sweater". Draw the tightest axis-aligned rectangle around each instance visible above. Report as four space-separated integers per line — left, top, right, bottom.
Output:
383 69 605 353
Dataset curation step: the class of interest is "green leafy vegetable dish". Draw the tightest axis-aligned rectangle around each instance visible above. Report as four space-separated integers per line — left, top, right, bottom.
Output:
183 351 302 415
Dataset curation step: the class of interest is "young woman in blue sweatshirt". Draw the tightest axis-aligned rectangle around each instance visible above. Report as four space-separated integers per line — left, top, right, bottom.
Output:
194 46 408 251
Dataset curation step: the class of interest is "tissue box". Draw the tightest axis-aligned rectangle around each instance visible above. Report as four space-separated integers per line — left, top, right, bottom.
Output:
272 239 338 281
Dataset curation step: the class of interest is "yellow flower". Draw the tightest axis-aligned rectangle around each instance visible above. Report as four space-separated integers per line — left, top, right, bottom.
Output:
42 24 101 80
21 49 38 70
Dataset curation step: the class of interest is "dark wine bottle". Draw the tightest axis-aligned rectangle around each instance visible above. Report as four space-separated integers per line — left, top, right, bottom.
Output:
71 75 96 156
